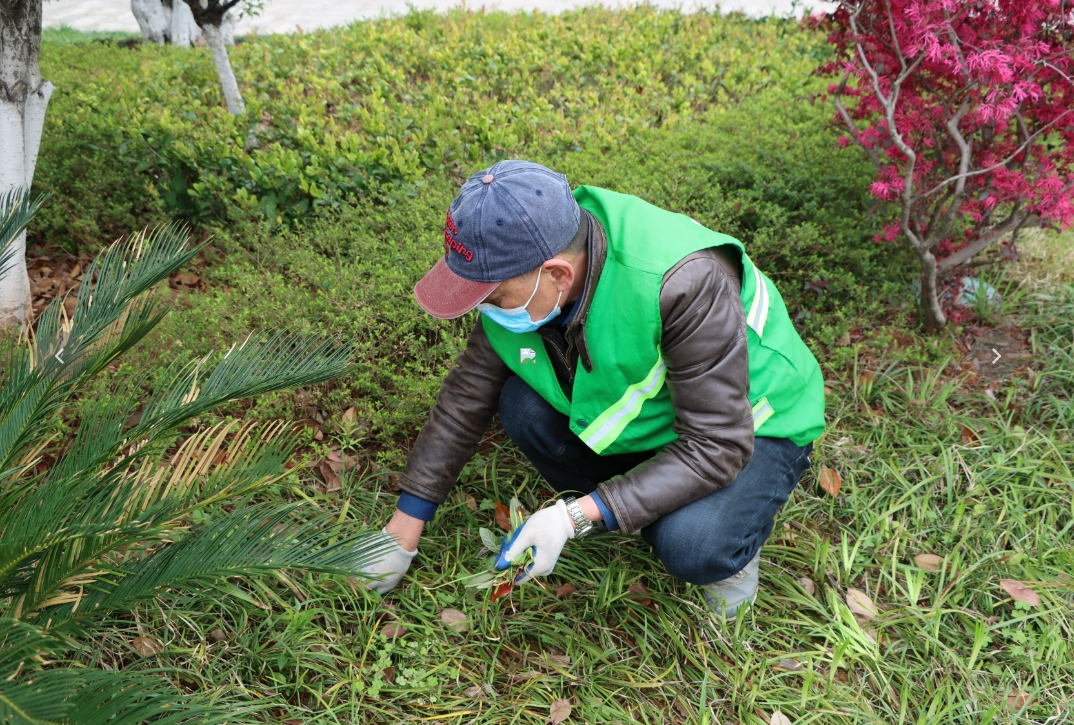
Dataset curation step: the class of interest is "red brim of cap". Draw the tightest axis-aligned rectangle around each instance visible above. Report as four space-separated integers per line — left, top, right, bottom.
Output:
414 256 500 319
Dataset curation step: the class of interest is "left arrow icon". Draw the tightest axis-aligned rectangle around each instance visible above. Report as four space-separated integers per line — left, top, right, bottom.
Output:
55 347 64 364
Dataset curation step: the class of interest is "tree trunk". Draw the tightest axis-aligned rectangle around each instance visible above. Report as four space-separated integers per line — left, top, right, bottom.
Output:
169 0 201 48
917 249 947 332
131 0 169 44
1 0 53 330
221 8 238 46
201 23 245 114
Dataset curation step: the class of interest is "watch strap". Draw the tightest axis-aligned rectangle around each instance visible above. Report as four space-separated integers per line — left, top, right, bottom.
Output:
563 496 595 539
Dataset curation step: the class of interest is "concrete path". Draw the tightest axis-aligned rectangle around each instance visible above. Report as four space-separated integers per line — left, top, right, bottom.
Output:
44 0 838 34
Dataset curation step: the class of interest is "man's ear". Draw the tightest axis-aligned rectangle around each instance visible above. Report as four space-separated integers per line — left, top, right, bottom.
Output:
543 258 575 292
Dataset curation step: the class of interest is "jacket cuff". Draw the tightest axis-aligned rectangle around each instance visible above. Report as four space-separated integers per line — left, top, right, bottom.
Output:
397 491 440 522
589 491 619 531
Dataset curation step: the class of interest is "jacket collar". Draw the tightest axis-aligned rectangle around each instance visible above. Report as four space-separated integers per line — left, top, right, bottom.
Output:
565 208 605 373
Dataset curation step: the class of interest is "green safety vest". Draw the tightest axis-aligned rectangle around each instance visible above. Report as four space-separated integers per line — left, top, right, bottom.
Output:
483 185 826 454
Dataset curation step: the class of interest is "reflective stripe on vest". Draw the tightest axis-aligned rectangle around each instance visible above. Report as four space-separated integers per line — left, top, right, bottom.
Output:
752 396 774 431
578 355 667 454
747 266 770 338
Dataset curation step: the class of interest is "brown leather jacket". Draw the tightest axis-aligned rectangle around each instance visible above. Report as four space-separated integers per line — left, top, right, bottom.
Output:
399 208 755 534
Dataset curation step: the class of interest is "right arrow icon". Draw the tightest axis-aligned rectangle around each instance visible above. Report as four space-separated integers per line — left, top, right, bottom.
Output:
991 348 1002 365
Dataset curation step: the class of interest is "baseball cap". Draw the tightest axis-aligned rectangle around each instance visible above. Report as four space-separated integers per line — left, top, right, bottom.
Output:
414 159 581 319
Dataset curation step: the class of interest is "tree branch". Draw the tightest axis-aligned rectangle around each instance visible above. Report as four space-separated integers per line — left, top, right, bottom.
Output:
938 207 1039 273
832 73 882 165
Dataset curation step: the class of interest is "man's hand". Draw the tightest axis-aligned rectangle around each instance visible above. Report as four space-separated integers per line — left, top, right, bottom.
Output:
356 509 424 594
494 499 575 584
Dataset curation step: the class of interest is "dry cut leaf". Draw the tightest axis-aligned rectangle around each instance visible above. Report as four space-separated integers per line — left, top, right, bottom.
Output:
440 608 470 633
133 635 163 656
846 588 878 620
914 553 943 572
797 577 816 596
775 658 803 672
341 406 358 424
549 698 572 724
1000 579 1040 606
769 710 794 725
961 425 979 444
464 493 478 511
818 466 842 497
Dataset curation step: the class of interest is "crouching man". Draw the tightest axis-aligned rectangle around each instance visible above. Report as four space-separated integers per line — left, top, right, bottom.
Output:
360 159 825 619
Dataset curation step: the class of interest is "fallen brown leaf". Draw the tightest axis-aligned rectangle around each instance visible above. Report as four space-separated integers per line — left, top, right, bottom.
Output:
175 272 200 286
464 493 478 511
961 426 979 444
1000 579 1040 606
797 577 816 596
317 460 341 493
464 686 483 699
549 698 572 724
914 553 943 572
210 628 227 643
341 407 358 424
818 466 842 497
846 588 878 620
627 583 651 606
133 635 163 656
381 623 406 637
494 500 512 531
1006 690 1033 710
555 583 577 598
775 658 803 672
770 710 794 725
440 608 469 633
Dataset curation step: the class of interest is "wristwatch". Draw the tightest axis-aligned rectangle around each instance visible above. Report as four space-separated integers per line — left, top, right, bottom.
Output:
563 496 595 539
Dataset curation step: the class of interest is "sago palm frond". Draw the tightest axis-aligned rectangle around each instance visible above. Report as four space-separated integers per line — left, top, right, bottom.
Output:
0 187 48 285
38 502 396 628
0 617 236 725
0 223 207 476
0 419 301 616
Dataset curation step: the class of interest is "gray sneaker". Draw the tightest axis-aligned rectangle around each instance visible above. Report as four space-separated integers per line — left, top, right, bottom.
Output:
701 551 760 620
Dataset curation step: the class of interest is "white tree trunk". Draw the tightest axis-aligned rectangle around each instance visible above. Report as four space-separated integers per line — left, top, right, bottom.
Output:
202 23 245 114
131 0 169 44
169 0 201 47
222 8 238 46
1 0 53 329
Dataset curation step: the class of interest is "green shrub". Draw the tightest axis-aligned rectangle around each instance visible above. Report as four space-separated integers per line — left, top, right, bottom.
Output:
35 6 831 248
113 94 890 470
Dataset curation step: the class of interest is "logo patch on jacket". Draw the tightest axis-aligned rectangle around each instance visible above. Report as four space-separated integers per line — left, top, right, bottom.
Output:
520 348 537 364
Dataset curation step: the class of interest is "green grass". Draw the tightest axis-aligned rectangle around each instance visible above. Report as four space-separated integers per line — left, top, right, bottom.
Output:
65 256 1074 723
29 5 1074 723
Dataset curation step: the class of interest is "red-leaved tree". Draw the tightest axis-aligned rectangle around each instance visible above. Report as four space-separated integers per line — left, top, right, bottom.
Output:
812 0 1074 330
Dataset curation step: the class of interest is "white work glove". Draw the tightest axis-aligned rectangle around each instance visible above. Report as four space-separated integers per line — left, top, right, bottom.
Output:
357 527 418 594
494 499 576 585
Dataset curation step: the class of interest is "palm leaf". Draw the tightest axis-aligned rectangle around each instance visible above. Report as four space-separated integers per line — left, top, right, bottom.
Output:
0 618 236 725
0 187 48 286
0 223 205 476
40 502 397 627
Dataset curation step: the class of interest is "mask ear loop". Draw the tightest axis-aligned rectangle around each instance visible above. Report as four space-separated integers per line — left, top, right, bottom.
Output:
519 268 543 311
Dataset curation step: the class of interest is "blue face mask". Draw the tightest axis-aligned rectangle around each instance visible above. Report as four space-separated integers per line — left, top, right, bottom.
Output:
477 269 562 334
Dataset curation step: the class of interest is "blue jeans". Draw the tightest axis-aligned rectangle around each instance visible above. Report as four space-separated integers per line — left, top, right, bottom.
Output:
498 375 814 585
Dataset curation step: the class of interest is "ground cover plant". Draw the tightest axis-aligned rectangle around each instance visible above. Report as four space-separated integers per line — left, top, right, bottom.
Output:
22 8 1074 725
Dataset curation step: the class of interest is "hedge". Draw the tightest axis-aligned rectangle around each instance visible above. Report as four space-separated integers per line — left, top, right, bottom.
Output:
35 6 832 247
